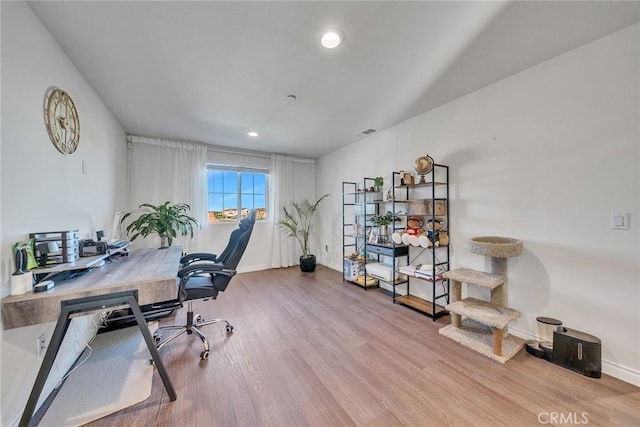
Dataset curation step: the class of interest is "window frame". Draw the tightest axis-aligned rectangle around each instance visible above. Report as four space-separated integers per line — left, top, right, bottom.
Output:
206 164 268 223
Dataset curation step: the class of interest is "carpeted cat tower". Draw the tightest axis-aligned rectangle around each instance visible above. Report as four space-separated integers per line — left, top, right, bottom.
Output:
439 236 524 363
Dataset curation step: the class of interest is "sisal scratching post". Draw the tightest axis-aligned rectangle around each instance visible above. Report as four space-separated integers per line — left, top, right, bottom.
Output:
490 257 508 307
451 280 462 328
493 327 503 356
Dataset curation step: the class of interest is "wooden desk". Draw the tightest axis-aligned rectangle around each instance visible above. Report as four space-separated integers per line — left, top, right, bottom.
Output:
2 247 182 330
1 247 182 427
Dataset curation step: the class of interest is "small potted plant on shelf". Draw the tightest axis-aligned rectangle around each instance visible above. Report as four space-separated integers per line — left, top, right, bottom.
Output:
121 201 199 248
369 211 399 243
278 194 329 272
374 177 384 192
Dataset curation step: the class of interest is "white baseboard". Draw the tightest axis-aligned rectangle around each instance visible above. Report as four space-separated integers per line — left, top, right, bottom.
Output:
600 361 640 387
236 263 269 274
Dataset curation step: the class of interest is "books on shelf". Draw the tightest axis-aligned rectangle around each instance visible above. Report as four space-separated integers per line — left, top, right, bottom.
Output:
414 270 444 281
397 265 446 281
398 265 417 276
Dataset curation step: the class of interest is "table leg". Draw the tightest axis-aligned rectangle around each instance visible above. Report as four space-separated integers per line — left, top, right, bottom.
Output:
19 291 176 427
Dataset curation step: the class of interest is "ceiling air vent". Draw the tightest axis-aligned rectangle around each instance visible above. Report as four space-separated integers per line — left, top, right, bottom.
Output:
359 128 377 135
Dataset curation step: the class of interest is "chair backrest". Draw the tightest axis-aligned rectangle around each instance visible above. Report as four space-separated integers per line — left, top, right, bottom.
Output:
211 216 255 292
216 209 257 265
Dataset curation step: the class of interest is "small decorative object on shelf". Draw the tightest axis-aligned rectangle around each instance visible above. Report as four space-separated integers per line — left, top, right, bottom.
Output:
374 177 384 192
403 171 415 185
414 155 434 184
369 211 399 243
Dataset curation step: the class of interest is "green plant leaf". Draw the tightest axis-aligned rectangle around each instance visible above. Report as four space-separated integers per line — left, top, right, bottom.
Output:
277 194 328 257
120 201 199 247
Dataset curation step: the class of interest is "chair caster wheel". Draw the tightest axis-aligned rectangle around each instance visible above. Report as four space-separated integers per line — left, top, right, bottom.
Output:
226 325 234 334
195 314 203 322
200 350 209 360
153 334 162 343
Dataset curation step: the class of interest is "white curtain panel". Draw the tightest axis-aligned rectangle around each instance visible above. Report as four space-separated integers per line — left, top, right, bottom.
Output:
267 154 298 268
126 135 207 253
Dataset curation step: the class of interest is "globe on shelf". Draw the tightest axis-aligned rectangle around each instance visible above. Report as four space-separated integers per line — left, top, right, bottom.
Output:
414 155 434 184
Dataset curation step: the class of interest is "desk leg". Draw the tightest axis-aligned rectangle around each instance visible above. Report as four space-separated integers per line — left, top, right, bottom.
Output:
19 291 176 427
19 302 76 427
128 295 177 401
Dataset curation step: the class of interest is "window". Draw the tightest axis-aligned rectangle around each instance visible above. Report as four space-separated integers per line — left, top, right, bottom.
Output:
207 166 267 223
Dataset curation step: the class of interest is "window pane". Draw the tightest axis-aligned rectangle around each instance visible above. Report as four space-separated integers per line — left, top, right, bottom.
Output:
242 195 255 210
224 193 238 211
223 171 238 193
254 174 266 194
207 170 214 190
241 173 253 194
212 170 223 192
208 193 223 211
255 195 266 209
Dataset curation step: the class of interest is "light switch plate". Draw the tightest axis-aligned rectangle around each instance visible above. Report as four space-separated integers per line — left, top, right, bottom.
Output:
611 212 630 230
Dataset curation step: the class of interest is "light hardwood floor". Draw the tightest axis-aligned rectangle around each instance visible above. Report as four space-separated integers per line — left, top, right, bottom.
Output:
87 266 639 427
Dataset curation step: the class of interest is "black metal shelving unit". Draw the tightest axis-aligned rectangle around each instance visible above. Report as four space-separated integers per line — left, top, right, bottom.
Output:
390 164 450 320
342 179 383 290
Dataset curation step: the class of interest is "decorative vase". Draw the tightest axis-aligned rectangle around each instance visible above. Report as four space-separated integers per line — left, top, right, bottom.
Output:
378 225 389 243
300 254 316 272
160 235 169 248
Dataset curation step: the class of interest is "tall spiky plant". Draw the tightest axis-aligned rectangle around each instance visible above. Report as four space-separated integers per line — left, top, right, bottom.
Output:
278 194 329 257
122 201 198 247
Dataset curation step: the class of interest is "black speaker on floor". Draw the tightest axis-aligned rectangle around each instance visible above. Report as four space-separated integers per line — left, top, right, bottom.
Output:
552 328 601 378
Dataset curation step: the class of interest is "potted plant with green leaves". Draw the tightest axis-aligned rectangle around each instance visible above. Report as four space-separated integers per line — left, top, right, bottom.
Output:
374 177 384 192
369 210 399 243
278 194 329 272
121 201 199 248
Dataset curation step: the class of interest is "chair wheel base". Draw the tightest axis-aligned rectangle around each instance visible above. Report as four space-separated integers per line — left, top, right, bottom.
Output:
200 350 209 360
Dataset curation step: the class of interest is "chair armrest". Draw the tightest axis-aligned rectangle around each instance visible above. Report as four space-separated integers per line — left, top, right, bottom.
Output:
177 262 237 302
180 252 219 265
178 261 237 279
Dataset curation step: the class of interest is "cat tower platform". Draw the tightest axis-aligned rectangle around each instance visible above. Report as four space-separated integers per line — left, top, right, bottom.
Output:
439 236 525 363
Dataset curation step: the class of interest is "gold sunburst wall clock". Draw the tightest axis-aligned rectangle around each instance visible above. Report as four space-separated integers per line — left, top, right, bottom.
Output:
44 88 80 155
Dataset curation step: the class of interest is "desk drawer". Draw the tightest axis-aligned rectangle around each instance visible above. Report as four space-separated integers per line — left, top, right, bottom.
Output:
366 244 408 257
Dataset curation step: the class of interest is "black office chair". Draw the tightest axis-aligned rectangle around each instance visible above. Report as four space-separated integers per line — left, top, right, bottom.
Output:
152 210 256 359
180 209 256 267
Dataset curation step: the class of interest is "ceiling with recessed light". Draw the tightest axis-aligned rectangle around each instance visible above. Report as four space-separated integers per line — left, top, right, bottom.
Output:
25 1 639 158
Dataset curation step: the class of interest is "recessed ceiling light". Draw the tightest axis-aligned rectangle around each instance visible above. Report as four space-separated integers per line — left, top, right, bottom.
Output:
247 131 259 137
321 30 342 49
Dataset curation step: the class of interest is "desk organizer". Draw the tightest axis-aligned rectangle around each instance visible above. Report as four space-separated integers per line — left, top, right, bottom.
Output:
30 230 80 264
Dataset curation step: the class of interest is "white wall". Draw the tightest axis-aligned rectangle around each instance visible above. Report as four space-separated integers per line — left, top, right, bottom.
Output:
1 2 128 425
316 24 639 385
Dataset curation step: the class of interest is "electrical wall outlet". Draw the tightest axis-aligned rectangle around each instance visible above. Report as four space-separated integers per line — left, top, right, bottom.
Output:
37 333 47 358
611 212 630 230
